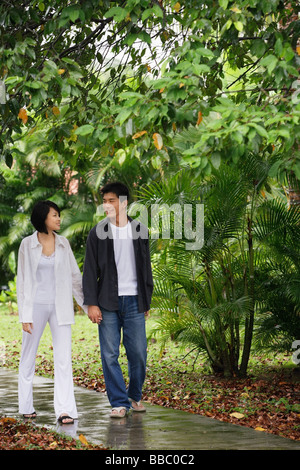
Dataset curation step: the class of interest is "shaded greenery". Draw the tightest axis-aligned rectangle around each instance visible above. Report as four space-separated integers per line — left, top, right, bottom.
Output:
139 161 300 377
1 0 299 177
0 0 299 377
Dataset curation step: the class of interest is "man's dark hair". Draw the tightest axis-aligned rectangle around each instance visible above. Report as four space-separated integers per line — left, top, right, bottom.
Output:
100 181 130 200
31 200 60 234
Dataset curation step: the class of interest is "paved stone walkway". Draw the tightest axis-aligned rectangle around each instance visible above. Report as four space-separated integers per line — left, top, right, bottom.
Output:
1 368 299 451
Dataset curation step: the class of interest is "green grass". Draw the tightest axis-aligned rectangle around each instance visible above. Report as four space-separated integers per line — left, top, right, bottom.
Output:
0 305 297 387
0 305 204 386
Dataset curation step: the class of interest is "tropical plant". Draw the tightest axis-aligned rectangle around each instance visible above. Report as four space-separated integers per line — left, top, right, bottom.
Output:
253 198 300 352
142 155 299 377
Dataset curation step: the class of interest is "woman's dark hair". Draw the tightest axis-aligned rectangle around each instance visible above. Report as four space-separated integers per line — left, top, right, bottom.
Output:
31 200 60 234
100 181 130 201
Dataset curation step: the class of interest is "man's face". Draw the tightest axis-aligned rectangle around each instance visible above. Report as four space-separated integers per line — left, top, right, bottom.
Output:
102 192 127 220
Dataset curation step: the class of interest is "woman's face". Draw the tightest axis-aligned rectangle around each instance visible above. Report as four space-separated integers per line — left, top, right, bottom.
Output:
45 207 61 232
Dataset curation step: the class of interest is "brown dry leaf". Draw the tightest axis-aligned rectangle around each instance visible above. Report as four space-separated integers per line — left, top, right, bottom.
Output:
153 133 163 150
18 108 28 124
230 412 245 419
0 417 17 424
196 111 203 126
132 130 147 139
52 106 60 116
79 434 89 446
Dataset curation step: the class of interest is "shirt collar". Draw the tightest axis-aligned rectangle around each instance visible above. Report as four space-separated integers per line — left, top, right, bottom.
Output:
31 231 64 248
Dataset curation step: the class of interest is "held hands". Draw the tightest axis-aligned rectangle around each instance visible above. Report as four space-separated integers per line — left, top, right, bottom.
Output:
88 306 149 324
22 323 33 334
88 305 102 325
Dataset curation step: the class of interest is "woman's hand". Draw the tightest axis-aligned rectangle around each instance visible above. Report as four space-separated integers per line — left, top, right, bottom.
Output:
22 323 33 334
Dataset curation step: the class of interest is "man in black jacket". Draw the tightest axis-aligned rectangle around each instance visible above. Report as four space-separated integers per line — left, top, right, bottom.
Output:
83 182 153 418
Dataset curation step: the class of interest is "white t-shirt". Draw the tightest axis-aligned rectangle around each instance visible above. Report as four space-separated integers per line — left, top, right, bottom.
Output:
110 221 138 296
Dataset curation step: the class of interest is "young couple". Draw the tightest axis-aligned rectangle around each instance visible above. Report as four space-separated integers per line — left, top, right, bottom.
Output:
17 182 153 424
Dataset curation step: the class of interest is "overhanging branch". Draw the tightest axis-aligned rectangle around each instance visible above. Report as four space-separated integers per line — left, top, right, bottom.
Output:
58 18 112 59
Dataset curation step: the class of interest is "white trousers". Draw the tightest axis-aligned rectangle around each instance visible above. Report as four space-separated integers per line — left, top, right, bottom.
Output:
18 303 77 420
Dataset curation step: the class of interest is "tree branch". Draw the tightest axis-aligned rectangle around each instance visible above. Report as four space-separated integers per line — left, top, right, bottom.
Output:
58 18 112 59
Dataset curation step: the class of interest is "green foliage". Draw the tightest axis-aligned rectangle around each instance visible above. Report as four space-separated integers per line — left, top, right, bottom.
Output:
0 0 299 178
254 199 300 351
144 160 299 377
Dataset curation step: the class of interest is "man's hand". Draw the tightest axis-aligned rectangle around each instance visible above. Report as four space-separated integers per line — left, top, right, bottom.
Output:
22 323 33 334
88 305 102 324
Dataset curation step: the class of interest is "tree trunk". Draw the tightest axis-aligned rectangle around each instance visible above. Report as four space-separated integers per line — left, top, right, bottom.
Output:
287 173 300 208
239 216 255 377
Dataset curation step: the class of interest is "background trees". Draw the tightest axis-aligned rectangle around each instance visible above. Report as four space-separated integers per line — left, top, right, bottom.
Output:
0 0 299 376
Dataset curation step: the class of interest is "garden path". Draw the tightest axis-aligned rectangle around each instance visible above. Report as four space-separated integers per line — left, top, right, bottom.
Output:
1 368 299 451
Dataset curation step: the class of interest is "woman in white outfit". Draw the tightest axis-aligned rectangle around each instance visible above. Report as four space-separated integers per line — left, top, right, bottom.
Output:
17 200 86 424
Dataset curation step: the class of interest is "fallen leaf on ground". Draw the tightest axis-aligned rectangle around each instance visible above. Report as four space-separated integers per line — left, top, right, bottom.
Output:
230 412 245 419
79 434 89 446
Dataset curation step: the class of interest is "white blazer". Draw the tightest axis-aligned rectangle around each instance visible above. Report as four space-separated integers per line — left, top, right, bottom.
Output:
17 231 87 325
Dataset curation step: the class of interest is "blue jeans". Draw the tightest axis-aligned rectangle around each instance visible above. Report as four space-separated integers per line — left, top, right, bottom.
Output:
98 296 147 409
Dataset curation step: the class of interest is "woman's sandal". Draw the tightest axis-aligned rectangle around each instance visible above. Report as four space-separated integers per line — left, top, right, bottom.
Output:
23 412 37 419
57 414 74 425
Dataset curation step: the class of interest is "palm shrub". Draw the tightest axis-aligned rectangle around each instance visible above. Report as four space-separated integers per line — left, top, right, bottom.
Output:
253 198 300 353
142 158 298 377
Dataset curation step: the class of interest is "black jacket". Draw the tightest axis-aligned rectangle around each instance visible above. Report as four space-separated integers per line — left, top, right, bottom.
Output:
82 217 153 313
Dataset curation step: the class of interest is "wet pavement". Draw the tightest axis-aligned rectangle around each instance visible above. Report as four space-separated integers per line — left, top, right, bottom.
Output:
1 367 300 451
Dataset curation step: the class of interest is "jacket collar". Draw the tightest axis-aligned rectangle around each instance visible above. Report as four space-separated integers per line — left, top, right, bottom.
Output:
31 231 64 248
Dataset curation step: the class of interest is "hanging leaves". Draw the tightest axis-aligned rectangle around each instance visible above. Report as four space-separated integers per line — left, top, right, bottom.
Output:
74 124 94 136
